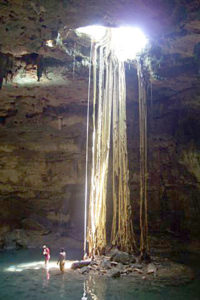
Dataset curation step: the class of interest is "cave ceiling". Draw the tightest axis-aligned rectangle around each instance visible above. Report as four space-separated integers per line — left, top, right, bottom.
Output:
0 0 200 107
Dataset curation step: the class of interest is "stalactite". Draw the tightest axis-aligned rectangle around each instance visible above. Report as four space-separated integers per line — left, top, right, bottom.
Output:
0 53 14 89
36 55 44 81
137 59 149 260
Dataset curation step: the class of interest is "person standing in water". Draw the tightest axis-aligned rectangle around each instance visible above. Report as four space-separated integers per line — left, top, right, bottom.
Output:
43 245 50 267
57 248 66 273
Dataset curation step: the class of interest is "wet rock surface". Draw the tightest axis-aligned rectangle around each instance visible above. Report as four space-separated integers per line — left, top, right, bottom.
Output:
72 250 194 286
110 249 136 264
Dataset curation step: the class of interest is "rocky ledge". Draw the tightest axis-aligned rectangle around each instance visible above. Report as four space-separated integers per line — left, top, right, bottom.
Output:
70 249 194 286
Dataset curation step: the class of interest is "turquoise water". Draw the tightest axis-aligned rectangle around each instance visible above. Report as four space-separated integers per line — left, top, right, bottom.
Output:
0 249 199 299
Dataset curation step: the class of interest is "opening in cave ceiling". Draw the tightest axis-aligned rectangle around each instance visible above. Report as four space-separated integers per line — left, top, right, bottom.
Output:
76 25 148 61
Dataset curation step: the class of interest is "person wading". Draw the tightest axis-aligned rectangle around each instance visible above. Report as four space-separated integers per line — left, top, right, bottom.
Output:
57 248 66 273
43 245 50 267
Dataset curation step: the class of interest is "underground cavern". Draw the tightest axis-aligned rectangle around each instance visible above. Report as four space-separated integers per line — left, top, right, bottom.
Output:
0 1 200 299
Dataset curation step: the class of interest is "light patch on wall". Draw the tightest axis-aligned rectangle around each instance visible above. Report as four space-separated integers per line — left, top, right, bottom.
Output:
13 75 37 85
46 40 54 47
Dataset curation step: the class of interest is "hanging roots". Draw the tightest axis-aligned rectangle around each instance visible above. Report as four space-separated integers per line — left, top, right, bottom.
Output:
88 30 137 255
137 59 149 259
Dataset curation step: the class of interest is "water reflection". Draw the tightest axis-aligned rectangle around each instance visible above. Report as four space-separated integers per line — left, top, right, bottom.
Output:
81 281 87 300
82 276 107 300
60 273 65 299
42 267 50 287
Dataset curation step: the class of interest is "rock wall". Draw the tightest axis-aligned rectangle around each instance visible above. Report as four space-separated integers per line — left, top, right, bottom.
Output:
0 61 200 251
0 83 88 248
0 0 200 251
127 81 200 252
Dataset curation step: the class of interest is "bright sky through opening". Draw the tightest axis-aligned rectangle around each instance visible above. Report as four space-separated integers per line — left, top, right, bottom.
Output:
76 25 148 61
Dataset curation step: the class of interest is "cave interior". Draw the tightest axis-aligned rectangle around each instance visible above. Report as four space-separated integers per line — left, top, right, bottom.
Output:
0 0 200 255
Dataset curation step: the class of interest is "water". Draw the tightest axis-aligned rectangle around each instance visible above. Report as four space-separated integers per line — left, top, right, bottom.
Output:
0 249 199 299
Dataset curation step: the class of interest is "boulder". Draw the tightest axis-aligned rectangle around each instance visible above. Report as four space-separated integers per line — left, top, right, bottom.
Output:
110 250 136 264
131 263 143 269
107 269 121 278
80 266 89 274
100 258 111 269
111 270 121 278
71 260 91 270
115 263 124 270
147 263 157 274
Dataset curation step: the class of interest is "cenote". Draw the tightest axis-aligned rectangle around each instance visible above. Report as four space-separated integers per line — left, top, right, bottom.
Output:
0 249 200 299
0 0 200 299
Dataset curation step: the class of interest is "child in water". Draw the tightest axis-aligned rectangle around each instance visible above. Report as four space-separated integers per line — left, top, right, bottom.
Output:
43 245 50 267
57 248 66 273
